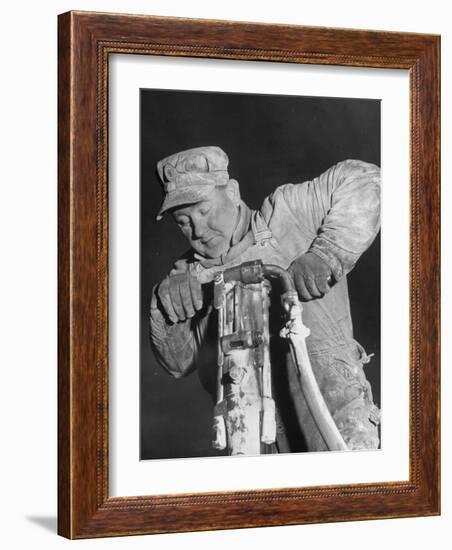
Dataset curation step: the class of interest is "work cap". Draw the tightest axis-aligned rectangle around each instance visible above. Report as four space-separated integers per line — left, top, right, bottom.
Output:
156 146 230 220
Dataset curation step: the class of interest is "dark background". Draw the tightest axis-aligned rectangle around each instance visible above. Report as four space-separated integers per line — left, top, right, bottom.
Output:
140 88 381 460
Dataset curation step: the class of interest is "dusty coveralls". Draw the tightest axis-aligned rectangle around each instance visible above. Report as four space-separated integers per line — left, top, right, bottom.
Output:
150 159 381 452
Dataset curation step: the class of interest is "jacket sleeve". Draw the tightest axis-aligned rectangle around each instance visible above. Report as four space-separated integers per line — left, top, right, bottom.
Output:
282 159 381 280
149 258 212 378
149 286 197 378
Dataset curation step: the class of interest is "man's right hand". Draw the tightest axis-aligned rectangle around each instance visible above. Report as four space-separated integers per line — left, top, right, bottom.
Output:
156 270 203 324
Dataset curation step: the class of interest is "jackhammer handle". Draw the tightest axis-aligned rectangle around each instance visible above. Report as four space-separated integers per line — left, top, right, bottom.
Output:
222 260 296 293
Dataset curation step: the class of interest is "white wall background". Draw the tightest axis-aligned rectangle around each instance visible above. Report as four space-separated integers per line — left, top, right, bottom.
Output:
0 0 449 548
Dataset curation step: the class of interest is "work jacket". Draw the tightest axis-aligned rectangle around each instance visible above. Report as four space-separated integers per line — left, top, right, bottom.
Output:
149 159 381 452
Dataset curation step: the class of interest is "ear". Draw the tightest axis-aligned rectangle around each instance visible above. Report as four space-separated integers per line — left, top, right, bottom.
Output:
225 179 241 206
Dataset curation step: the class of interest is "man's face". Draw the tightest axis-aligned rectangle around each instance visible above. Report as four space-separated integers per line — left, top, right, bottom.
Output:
171 185 239 259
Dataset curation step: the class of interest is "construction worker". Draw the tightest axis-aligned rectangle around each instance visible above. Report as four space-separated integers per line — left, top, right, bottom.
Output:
149 146 381 452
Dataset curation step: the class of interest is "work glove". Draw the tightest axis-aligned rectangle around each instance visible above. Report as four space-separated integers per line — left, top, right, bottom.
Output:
288 252 333 301
156 267 203 324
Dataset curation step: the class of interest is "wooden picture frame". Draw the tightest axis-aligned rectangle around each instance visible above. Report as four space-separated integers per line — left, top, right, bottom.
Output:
58 10 440 539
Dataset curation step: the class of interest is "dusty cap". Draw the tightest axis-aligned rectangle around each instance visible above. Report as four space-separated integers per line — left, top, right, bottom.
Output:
156 146 230 220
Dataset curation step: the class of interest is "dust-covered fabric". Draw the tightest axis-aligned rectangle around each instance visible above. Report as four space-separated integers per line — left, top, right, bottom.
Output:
149 159 381 451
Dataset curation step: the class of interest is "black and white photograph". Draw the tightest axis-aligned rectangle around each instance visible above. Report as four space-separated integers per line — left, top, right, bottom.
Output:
1 0 445 545
140 89 381 459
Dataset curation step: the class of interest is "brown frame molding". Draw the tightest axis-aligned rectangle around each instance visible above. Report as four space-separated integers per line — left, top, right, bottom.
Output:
58 10 440 539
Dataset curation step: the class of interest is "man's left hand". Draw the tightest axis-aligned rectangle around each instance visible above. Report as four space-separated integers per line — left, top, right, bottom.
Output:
288 252 333 301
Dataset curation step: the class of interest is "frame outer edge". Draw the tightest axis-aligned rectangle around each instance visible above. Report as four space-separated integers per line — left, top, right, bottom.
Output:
57 11 73 539
57 11 441 538
420 35 441 514
73 10 104 537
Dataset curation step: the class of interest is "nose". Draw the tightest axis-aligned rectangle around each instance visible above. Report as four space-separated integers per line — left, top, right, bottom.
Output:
191 216 207 240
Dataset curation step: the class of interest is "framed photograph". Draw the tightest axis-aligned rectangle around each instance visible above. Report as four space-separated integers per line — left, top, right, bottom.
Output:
58 11 440 538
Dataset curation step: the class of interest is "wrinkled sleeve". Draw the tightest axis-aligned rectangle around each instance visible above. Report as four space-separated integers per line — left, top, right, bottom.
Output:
149 286 198 378
149 258 212 378
283 159 381 280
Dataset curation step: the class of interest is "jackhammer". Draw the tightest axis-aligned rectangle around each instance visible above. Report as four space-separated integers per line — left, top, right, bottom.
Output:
209 260 348 455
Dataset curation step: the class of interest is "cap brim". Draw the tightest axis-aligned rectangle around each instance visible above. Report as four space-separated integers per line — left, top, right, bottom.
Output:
156 185 216 220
